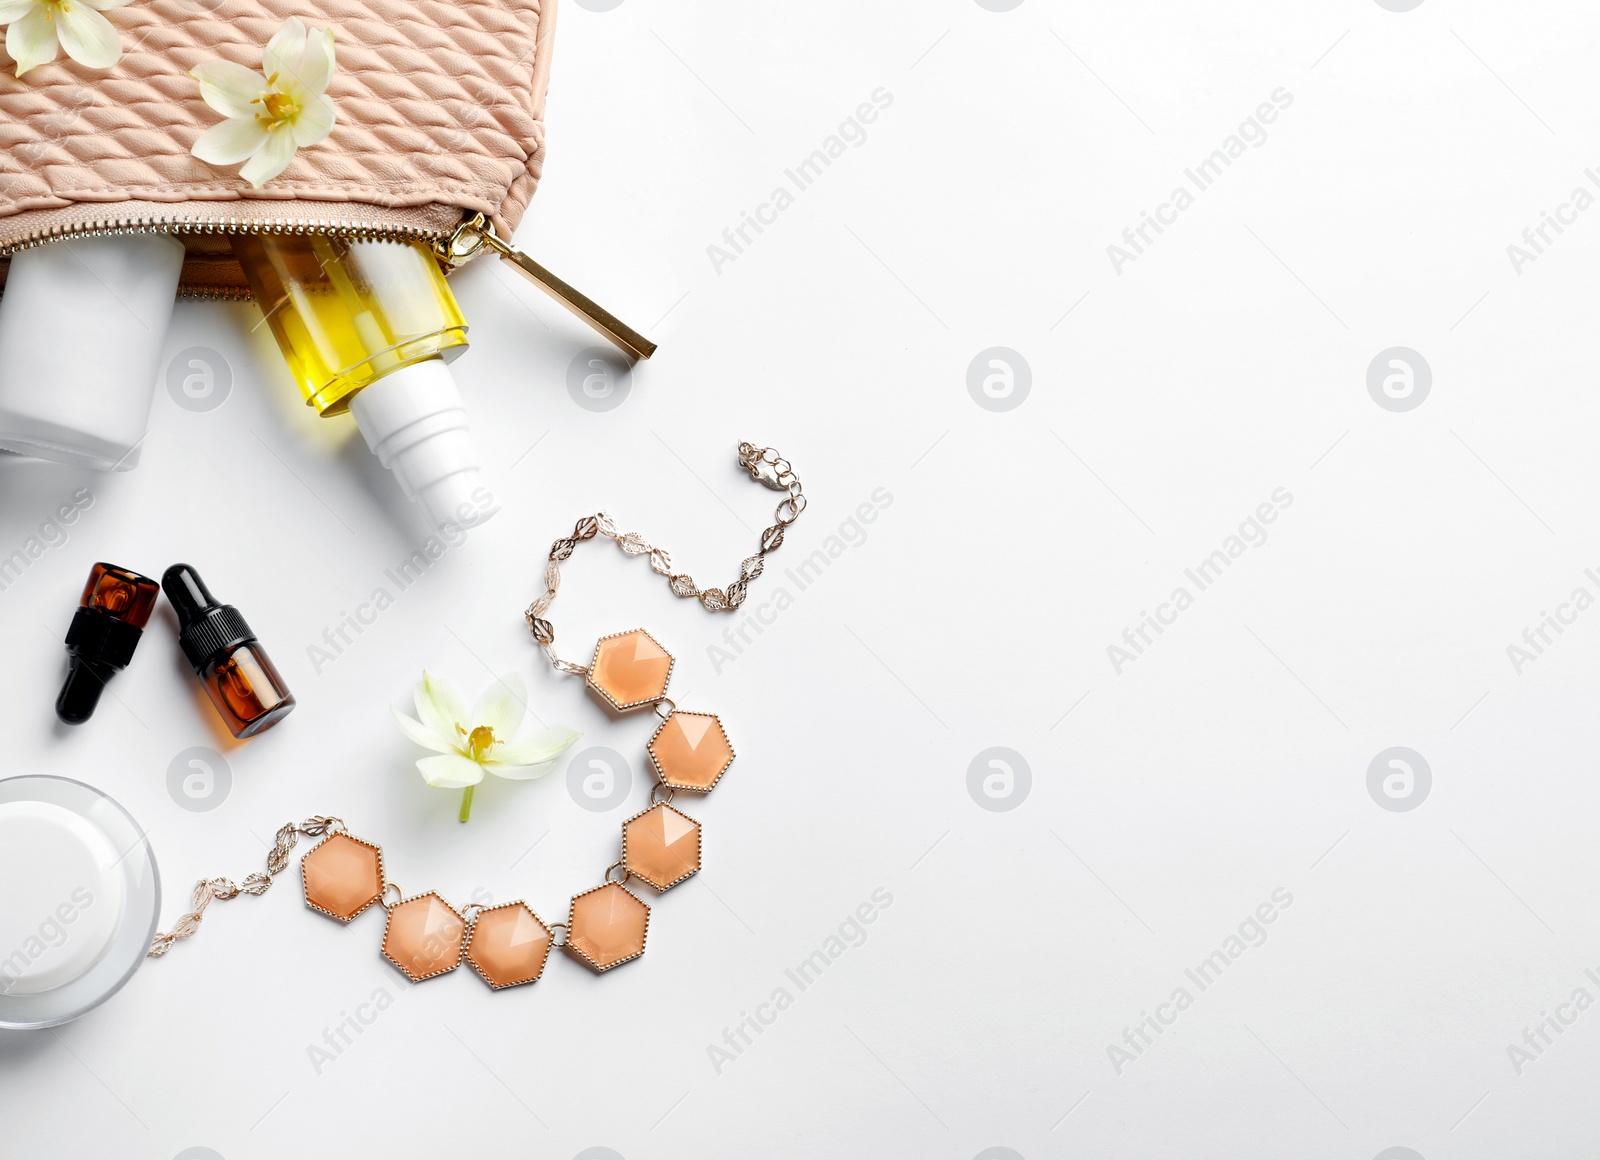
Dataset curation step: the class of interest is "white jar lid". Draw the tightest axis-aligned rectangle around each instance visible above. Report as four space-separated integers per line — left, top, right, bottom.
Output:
0 801 127 995
0 777 159 1029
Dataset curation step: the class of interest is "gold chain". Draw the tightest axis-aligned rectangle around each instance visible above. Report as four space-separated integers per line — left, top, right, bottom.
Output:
147 816 343 957
526 443 805 675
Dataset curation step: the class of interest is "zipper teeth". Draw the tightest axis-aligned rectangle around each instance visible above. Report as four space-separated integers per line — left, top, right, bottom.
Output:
182 287 264 302
0 214 447 258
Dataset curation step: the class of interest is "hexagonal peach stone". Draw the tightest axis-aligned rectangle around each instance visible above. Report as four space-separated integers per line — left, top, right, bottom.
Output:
623 803 701 890
382 893 465 982
587 628 673 711
648 711 734 791
566 883 649 972
465 902 552 989
301 833 384 922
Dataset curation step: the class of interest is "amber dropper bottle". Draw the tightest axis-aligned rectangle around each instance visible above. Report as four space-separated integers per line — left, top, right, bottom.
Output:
162 564 295 739
56 563 160 724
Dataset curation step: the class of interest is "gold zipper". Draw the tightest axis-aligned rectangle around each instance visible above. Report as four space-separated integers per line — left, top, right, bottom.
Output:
439 213 657 361
0 210 656 360
0 213 442 255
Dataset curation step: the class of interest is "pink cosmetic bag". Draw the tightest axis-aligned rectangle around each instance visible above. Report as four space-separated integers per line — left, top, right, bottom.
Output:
0 0 557 295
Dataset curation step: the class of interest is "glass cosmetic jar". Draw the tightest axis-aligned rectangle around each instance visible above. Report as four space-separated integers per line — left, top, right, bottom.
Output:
0 776 160 1029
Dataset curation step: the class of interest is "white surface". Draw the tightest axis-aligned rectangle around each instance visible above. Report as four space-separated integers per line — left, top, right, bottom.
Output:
0 233 185 470
0 801 123 996
2 0 1599 1157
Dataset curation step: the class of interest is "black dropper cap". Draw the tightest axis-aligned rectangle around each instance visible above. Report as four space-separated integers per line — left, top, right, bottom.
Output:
57 563 161 725
162 564 256 672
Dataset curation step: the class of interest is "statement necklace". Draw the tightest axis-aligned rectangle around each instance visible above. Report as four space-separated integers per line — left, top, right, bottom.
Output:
148 444 805 988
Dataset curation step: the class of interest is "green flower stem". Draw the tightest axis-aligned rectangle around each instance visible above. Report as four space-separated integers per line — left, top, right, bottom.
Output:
459 784 475 823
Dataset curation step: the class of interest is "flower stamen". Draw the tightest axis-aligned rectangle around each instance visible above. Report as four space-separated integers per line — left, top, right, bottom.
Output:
466 725 497 762
256 89 301 126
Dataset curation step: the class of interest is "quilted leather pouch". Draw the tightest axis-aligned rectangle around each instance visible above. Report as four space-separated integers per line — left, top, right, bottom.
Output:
0 0 645 352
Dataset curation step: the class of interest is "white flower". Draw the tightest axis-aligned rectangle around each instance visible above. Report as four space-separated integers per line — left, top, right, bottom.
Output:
392 671 581 821
189 17 336 189
0 0 132 78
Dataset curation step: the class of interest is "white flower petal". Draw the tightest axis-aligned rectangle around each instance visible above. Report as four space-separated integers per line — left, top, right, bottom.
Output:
238 124 297 187
417 753 485 789
55 1 120 70
7 6 58 77
471 674 526 739
190 59 264 119
80 0 135 10
293 26 334 96
391 705 454 754
291 92 334 147
491 724 581 767
481 758 559 782
190 115 268 166
262 16 305 87
414 671 467 740
0 0 40 22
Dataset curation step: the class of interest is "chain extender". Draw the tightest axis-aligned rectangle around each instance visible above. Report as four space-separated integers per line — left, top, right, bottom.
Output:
526 443 806 675
147 816 345 957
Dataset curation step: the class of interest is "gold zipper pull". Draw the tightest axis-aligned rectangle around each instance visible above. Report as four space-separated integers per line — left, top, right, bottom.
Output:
441 214 657 361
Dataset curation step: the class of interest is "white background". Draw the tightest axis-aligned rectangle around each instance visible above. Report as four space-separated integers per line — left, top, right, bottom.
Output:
4 0 1600 1157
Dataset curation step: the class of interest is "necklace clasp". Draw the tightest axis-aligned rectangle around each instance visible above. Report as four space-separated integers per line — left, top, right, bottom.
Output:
739 443 791 491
